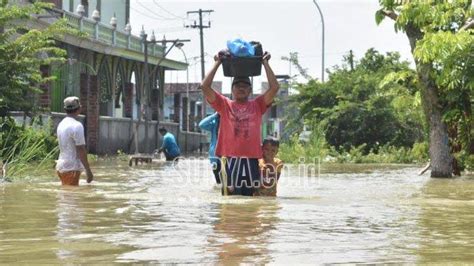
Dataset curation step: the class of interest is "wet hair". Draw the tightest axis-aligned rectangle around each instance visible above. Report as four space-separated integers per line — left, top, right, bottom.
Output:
262 137 279 147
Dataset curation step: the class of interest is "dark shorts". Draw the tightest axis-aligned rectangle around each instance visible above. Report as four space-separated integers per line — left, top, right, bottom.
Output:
211 158 221 184
164 151 179 161
221 157 261 196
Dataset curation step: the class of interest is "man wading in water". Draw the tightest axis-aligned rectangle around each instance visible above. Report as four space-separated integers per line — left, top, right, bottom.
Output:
56 96 94 186
200 52 279 196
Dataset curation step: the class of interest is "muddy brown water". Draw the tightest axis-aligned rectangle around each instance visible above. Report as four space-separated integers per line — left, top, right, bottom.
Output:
1 159 473 264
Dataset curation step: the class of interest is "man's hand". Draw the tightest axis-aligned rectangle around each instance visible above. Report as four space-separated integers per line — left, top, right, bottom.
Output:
214 54 222 64
86 169 93 183
200 52 221 104
261 51 279 106
77 145 93 184
262 52 271 63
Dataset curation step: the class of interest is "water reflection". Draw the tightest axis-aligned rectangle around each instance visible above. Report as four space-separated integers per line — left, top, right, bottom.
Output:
55 187 85 260
0 183 57 264
210 199 280 264
416 177 474 263
52 179 135 263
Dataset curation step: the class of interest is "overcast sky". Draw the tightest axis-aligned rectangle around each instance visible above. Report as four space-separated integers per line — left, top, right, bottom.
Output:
130 0 413 92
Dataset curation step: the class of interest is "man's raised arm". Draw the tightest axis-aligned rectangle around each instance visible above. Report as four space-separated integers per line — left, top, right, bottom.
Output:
262 52 280 106
200 55 221 104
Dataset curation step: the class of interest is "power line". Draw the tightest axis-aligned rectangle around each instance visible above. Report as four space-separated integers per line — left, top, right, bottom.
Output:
130 2 190 33
185 9 213 80
135 0 181 21
130 5 170 21
185 9 214 117
149 26 193 33
136 0 174 20
185 8 214 117
296 51 351 58
152 0 186 20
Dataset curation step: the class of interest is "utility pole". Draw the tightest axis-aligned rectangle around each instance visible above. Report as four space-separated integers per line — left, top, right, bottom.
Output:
312 0 325 82
135 32 189 154
185 9 213 118
349 50 354 71
143 34 149 153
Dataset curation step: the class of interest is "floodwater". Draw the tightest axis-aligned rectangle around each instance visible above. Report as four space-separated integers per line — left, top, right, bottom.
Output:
1 158 474 264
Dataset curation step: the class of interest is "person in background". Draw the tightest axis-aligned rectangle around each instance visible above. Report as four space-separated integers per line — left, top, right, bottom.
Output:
199 112 221 184
200 51 279 196
158 127 181 161
56 96 93 186
254 138 284 196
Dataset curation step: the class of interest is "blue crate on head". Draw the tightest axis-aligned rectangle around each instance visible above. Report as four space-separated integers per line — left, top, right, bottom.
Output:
222 56 262 77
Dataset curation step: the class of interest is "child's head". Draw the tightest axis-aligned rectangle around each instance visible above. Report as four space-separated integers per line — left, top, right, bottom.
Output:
262 138 280 161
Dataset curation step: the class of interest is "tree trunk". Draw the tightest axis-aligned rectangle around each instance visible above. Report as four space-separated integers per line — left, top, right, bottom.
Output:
420 83 453 177
406 25 453 178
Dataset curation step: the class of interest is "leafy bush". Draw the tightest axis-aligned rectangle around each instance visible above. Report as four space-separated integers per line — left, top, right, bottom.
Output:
329 144 421 164
411 142 429 163
279 125 328 164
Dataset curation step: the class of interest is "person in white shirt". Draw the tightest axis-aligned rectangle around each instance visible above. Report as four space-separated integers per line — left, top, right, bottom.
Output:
56 96 93 185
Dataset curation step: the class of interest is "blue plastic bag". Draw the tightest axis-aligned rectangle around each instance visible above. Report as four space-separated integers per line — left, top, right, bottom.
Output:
226 38 255 57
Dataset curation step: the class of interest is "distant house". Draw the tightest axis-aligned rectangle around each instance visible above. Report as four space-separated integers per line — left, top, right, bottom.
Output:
164 82 222 132
261 75 291 140
12 0 207 154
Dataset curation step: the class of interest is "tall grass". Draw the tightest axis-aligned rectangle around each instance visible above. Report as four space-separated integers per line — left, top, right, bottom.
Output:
1 118 58 179
279 126 328 164
329 143 428 164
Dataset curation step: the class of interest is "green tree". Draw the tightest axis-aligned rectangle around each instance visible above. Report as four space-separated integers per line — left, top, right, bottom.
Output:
285 49 424 154
0 1 68 117
376 0 474 177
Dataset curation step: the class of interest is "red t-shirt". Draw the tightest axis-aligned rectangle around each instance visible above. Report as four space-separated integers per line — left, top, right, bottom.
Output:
209 92 269 158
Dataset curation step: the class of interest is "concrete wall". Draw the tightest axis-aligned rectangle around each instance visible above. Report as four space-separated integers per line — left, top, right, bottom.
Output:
10 112 206 155
97 116 133 154
94 118 206 155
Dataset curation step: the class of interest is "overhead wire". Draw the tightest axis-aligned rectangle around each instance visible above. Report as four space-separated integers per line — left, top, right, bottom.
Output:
152 0 186 20
296 51 351 59
130 5 169 21
149 27 193 34
135 0 182 21
130 0 192 34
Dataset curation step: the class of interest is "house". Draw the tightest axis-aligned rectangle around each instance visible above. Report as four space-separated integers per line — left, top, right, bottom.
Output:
14 0 205 154
261 75 291 140
163 82 222 131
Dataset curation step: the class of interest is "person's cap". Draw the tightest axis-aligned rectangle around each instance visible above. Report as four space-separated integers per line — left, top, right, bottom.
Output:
232 76 251 87
63 96 81 110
